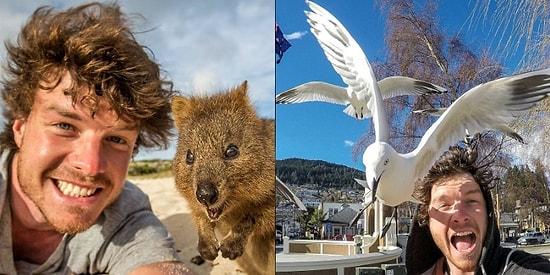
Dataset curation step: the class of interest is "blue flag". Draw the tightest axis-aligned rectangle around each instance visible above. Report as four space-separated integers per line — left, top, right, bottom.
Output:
275 23 291 64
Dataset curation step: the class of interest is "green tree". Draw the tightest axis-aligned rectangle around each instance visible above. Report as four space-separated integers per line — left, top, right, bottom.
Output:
309 208 327 239
295 207 315 238
502 162 550 229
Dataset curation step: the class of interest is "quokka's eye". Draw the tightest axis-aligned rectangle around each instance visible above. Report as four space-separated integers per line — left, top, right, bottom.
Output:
186 149 195 164
224 144 239 160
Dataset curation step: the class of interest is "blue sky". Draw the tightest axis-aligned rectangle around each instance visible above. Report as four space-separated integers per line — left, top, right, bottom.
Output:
0 1 541 168
275 1 520 170
0 0 274 161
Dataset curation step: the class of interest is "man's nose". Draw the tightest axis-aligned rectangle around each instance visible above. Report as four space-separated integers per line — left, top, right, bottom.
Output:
452 202 470 223
71 135 106 176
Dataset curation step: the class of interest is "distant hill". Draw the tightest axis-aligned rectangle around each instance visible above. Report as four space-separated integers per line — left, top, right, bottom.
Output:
276 158 364 189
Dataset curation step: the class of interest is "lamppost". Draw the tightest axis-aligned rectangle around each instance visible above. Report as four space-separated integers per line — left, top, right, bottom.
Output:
494 177 502 239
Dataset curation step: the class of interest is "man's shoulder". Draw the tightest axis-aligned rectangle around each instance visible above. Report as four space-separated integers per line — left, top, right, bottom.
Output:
506 249 550 274
119 180 151 207
107 181 152 217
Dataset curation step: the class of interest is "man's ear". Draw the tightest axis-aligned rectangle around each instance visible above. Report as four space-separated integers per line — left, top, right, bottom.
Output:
12 118 27 148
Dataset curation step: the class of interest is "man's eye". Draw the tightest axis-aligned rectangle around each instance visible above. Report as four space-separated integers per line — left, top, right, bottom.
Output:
56 123 73 131
107 136 126 144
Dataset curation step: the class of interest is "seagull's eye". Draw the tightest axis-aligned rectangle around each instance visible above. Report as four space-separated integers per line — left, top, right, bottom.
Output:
384 159 389 165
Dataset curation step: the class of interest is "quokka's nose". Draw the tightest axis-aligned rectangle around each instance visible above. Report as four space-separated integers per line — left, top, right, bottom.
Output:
196 182 218 206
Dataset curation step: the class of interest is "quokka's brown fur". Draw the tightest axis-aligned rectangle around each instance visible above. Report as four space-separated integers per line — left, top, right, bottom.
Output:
171 81 275 275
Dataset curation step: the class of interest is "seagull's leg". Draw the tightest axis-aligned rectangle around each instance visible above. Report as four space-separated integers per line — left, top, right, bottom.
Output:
380 206 397 239
371 183 377 206
464 129 472 144
370 175 381 206
349 206 367 227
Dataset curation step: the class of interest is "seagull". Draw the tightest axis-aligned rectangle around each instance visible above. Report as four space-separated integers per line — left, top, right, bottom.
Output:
412 107 525 144
305 0 550 212
304 0 415 239
304 0 404 202
276 76 447 119
365 68 550 208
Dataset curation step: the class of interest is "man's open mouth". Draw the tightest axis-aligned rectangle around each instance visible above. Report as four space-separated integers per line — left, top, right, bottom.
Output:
56 180 98 198
451 231 476 252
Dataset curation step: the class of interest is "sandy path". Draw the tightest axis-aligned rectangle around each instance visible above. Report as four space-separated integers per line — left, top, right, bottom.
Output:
132 177 244 275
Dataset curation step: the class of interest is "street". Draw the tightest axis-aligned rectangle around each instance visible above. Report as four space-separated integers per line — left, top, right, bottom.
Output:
520 243 550 260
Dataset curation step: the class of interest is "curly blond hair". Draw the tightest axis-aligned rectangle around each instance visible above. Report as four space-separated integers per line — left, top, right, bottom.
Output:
1 2 176 154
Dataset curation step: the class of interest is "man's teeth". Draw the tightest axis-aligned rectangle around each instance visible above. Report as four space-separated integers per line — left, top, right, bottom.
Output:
454 231 473 237
57 180 97 197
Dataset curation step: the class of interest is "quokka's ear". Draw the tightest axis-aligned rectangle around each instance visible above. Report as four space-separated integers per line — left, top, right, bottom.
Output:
238 80 248 92
231 80 251 105
171 95 193 127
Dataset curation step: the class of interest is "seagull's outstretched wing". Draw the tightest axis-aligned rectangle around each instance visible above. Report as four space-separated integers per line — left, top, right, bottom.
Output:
412 108 446 116
276 76 447 105
407 68 550 180
354 178 370 190
276 82 350 105
276 177 307 211
305 0 389 141
413 107 525 144
378 76 447 97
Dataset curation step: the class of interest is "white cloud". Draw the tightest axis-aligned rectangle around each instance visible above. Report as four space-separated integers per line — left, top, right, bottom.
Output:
286 31 308 40
0 0 274 115
0 0 274 160
344 140 355 147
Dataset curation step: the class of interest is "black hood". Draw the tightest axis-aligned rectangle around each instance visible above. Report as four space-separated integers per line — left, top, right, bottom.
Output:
406 184 509 274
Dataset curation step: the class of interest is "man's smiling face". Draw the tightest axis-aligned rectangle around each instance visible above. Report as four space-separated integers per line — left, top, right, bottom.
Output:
12 71 138 234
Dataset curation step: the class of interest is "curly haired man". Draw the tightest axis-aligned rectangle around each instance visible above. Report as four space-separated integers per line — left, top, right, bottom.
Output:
0 2 191 274
406 145 550 274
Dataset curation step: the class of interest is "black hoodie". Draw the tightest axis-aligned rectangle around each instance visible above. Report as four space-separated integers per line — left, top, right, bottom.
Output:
406 180 550 274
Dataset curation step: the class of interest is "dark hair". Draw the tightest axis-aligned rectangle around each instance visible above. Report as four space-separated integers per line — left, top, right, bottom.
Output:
0 2 176 154
414 145 494 226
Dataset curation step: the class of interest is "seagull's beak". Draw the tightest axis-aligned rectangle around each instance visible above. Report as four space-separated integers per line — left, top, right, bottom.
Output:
370 171 384 204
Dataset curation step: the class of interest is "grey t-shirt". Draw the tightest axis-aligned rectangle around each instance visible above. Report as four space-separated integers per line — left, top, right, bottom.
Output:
0 175 182 274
